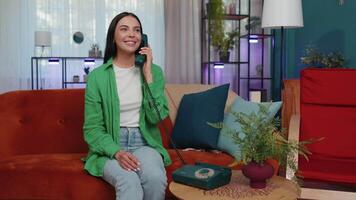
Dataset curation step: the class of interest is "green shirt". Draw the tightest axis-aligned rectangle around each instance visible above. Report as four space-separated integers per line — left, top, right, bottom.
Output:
83 58 171 177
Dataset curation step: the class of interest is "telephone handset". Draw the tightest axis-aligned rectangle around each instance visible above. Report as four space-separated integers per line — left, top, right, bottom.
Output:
135 33 148 67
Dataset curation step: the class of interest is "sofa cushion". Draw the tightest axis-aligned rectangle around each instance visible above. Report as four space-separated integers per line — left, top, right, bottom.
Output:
0 153 114 200
301 68 356 158
0 89 88 158
217 96 282 160
298 154 356 184
164 84 237 125
299 68 356 184
171 84 230 149
301 68 356 106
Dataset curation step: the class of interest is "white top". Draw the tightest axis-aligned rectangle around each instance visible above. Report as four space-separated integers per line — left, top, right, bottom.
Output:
113 64 142 127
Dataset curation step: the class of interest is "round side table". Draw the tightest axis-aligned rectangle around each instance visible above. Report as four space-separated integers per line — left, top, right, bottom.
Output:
169 170 300 200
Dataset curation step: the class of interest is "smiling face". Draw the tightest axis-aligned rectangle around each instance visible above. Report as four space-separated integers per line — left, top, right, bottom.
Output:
114 16 142 55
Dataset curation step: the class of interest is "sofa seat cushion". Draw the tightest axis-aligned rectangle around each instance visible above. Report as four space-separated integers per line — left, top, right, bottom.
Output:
0 153 114 200
299 154 356 184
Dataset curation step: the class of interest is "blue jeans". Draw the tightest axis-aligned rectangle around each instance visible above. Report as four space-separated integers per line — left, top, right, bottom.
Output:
102 127 167 200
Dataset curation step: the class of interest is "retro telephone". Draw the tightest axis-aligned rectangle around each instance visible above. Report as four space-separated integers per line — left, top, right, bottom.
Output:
140 34 232 190
172 162 231 190
135 33 148 67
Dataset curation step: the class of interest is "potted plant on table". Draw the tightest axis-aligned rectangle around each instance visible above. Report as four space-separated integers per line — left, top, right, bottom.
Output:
207 0 240 62
209 104 320 189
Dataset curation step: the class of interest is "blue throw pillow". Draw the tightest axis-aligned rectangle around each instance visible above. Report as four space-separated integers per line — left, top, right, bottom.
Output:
217 96 282 159
171 84 230 149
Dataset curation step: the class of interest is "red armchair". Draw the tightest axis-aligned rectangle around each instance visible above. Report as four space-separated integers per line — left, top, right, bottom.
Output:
284 68 356 199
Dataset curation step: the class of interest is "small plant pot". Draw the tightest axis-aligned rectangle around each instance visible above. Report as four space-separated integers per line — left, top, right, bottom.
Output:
219 51 230 62
242 161 274 189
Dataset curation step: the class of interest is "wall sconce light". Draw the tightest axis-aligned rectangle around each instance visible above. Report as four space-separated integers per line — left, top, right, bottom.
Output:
48 58 60 65
213 63 224 69
249 35 259 43
84 58 96 65
249 39 258 43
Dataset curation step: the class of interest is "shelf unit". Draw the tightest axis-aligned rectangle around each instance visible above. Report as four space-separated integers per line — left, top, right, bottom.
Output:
31 57 103 90
201 0 274 100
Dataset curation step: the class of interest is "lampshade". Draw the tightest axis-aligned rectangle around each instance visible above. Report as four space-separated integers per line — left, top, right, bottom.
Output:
35 31 51 47
261 0 304 29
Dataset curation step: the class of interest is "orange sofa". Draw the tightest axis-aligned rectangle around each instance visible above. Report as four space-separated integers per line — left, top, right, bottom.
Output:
0 84 276 199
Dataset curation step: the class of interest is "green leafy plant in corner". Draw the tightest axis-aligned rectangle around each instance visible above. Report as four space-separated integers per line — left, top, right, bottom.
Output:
245 16 261 32
320 52 345 68
218 30 240 58
300 45 346 68
207 0 240 58
208 104 322 180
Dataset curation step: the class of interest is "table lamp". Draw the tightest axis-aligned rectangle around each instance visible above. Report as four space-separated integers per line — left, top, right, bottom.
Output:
35 31 52 57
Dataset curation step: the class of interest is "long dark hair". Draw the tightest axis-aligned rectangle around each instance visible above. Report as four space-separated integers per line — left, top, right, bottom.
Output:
103 12 143 63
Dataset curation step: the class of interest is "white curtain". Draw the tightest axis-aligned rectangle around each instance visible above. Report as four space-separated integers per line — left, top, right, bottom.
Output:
164 0 201 84
0 0 165 93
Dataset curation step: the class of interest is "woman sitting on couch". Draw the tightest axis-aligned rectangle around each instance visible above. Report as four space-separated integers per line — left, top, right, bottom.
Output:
82 11 171 200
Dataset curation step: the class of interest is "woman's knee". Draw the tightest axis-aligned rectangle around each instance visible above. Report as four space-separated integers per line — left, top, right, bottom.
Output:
141 167 167 187
114 172 144 199
152 172 167 187
134 146 164 168
114 172 141 188
103 160 143 194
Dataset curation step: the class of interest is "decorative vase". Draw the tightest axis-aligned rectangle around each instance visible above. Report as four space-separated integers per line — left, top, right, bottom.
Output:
83 74 88 82
242 161 274 189
219 51 230 62
73 75 80 83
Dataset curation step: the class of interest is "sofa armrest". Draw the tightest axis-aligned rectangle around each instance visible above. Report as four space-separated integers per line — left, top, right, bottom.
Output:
282 79 300 131
286 114 300 180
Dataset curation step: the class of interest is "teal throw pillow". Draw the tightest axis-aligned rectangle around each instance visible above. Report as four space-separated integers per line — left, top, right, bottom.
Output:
217 96 282 159
171 84 230 149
